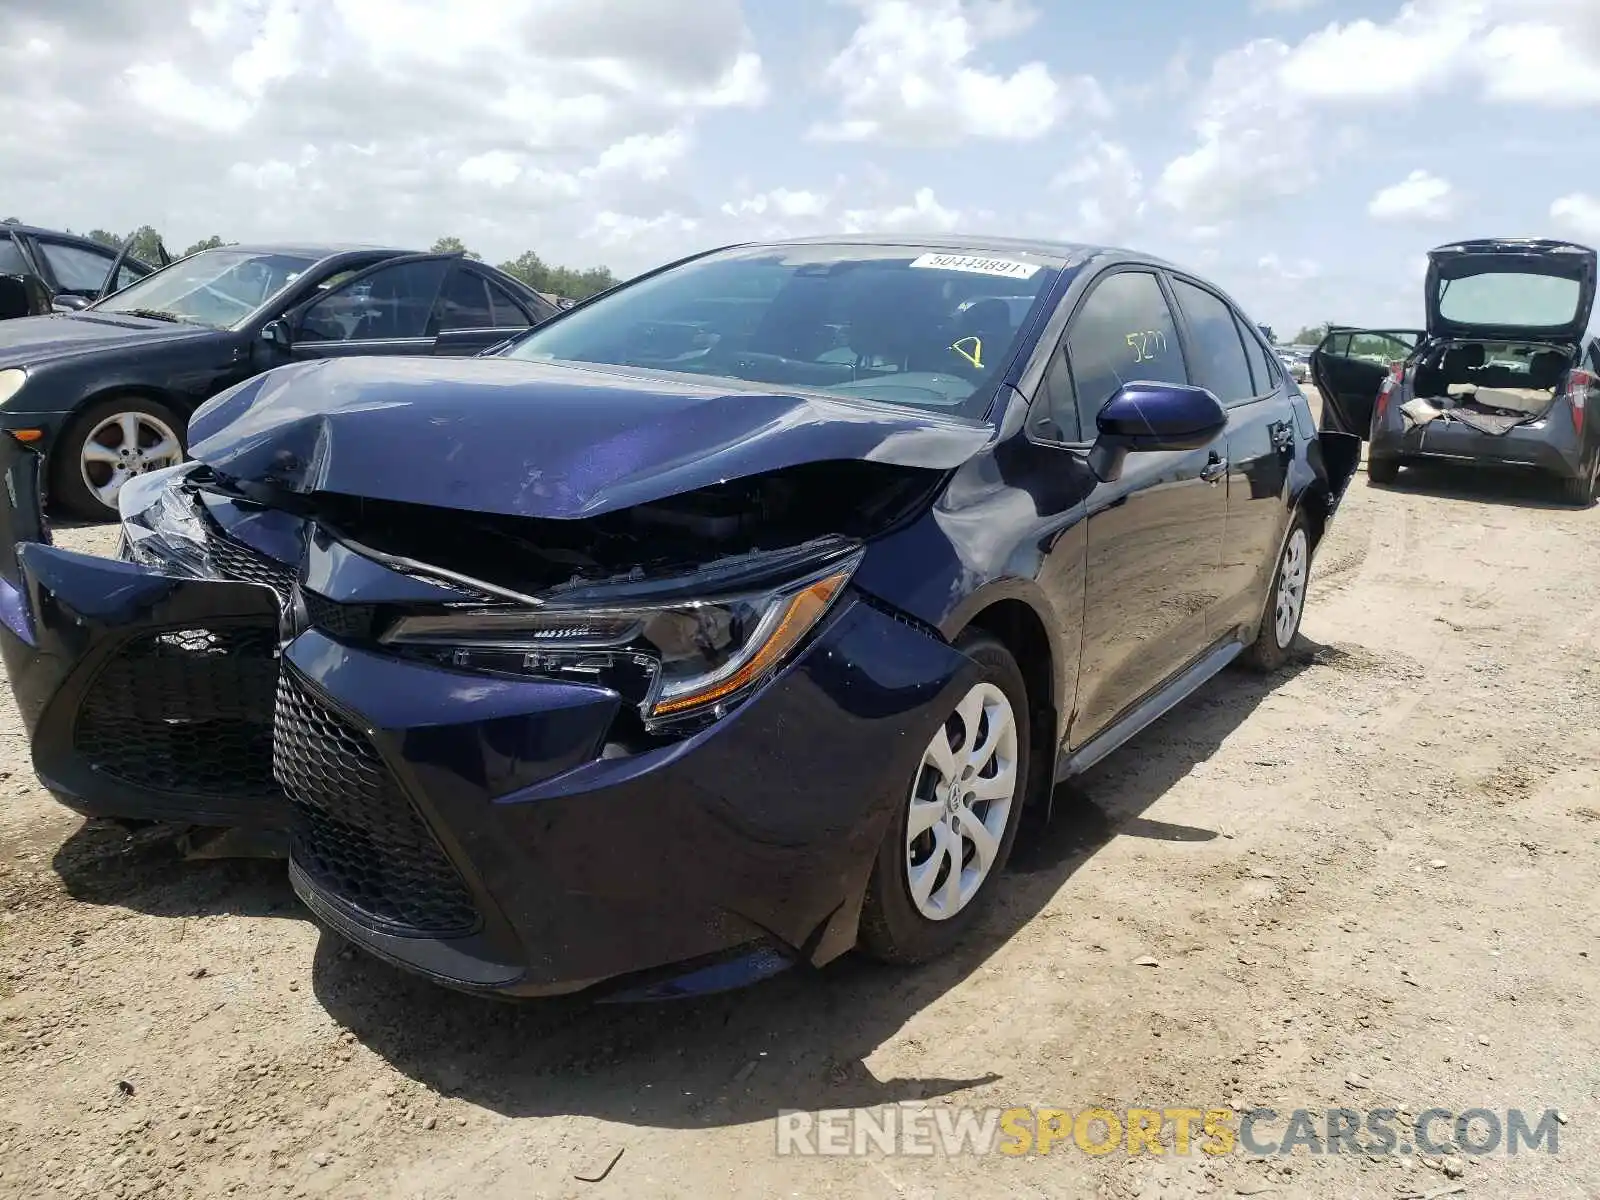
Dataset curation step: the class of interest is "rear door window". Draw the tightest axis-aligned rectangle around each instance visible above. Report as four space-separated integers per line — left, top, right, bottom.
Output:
1234 315 1278 395
0 235 29 275
1066 270 1188 433
1170 278 1256 404
487 280 533 328
36 239 124 293
434 267 495 331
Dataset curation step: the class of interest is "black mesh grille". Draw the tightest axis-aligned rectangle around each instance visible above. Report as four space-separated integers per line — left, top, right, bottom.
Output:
74 627 281 799
299 588 379 642
273 668 478 936
207 531 297 598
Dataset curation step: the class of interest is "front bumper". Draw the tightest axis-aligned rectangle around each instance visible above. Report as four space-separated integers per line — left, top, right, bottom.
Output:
0 409 70 458
0 435 981 997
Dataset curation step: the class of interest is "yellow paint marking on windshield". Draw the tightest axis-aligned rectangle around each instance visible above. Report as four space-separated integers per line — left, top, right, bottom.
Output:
951 336 983 369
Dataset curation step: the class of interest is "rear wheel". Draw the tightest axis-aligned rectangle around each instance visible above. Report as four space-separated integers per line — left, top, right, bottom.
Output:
1241 513 1310 673
858 632 1030 965
1367 456 1400 485
1558 463 1596 507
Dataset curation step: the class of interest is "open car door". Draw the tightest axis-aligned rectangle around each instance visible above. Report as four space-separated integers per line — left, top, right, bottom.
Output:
95 234 138 302
1311 327 1423 438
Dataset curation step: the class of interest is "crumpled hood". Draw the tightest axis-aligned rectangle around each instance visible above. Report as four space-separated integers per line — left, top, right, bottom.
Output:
188 356 997 519
0 312 216 367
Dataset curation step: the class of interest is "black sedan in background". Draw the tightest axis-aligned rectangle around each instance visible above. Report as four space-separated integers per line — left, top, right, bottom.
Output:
0 222 158 313
0 244 559 518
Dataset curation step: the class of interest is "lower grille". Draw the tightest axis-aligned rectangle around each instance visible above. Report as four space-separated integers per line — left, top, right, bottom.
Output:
74 626 281 799
273 668 479 937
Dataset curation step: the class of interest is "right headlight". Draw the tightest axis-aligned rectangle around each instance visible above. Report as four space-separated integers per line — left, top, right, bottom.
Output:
117 465 216 578
0 369 27 408
381 551 862 729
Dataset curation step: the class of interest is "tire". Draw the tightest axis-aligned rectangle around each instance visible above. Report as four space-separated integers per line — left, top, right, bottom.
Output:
1240 512 1311 673
51 396 187 521
1558 469 1595 508
1367 456 1400 485
858 631 1032 965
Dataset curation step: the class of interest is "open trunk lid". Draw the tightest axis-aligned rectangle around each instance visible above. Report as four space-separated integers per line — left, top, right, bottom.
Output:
1427 238 1597 342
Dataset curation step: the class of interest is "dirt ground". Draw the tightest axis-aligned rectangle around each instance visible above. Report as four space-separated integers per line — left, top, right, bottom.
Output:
2 388 1598 1199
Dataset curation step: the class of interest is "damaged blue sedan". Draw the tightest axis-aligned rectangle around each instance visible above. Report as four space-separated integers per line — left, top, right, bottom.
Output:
0 237 1360 1000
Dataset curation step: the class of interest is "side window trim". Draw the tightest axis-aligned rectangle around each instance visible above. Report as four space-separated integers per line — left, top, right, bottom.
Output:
1024 264 1193 451
483 276 535 328
1166 271 1273 407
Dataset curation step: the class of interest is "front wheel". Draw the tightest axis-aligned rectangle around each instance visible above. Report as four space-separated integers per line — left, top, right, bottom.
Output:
1367 456 1400 485
51 396 187 521
858 632 1031 965
1241 514 1310 673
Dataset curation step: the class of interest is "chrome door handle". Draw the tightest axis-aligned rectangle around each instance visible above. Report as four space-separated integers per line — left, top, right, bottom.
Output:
1200 457 1228 483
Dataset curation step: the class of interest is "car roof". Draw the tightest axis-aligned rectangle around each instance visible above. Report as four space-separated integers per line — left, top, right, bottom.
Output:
0 221 102 241
739 233 1174 271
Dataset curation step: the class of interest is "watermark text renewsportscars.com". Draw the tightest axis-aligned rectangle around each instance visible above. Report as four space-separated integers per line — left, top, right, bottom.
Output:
775 1105 1564 1158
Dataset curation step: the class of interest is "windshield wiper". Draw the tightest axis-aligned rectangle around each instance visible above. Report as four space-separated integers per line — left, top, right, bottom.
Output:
110 308 191 324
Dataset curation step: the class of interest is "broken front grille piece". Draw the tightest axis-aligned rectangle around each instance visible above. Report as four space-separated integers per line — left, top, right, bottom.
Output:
273 667 480 938
203 523 299 600
73 626 282 799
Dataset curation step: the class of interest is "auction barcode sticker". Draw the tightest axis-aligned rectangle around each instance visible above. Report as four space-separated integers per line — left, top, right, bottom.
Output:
908 253 1041 279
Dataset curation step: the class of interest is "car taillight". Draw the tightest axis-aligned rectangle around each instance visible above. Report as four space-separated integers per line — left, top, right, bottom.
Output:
1374 361 1404 424
1565 369 1592 437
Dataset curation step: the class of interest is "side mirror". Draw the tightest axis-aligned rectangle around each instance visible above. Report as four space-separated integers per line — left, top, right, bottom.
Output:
260 318 291 349
52 294 90 311
1087 381 1228 483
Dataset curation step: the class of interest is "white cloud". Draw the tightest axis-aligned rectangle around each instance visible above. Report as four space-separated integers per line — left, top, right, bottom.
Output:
1551 193 1600 239
457 151 524 189
1155 39 1312 223
721 189 831 220
809 0 1108 146
1367 169 1456 222
1281 2 1481 101
584 210 701 248
590 129 692 181
123 62 254 132
1050 136 1145 241
841 187 962 234
1477 22 1600 106
1157 0 1600 226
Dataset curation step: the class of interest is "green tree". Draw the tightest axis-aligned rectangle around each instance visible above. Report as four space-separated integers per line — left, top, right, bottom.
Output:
430 236 481 260
496 250 618 300
1290 323 1332 346
86 229 120 248
182 235 226 256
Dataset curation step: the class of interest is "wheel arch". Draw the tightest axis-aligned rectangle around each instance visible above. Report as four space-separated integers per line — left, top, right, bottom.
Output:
946 587 1060 810
45 386 191 516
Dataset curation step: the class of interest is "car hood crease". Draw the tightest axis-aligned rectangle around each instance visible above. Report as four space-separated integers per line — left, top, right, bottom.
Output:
187 357 997 520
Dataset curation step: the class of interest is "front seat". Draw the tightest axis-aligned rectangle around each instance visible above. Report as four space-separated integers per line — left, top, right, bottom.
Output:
947 298 1015 374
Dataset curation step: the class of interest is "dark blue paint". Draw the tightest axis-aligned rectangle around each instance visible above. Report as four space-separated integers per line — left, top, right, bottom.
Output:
187 355 997 519
0 238 1362 1000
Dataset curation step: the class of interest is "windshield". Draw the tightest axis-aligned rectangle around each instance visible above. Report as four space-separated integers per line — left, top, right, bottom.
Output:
92 248 320 329
1437 271 1582 330
499 245 1060 414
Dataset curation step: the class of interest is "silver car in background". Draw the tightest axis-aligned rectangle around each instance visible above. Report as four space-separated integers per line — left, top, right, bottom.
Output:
1312 238 1598 506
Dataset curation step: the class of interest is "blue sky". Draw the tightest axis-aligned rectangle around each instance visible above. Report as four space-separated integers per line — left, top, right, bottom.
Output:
5 0 1600 337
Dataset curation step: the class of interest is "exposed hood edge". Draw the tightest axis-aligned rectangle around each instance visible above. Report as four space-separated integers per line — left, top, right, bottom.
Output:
188 358 1000 522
